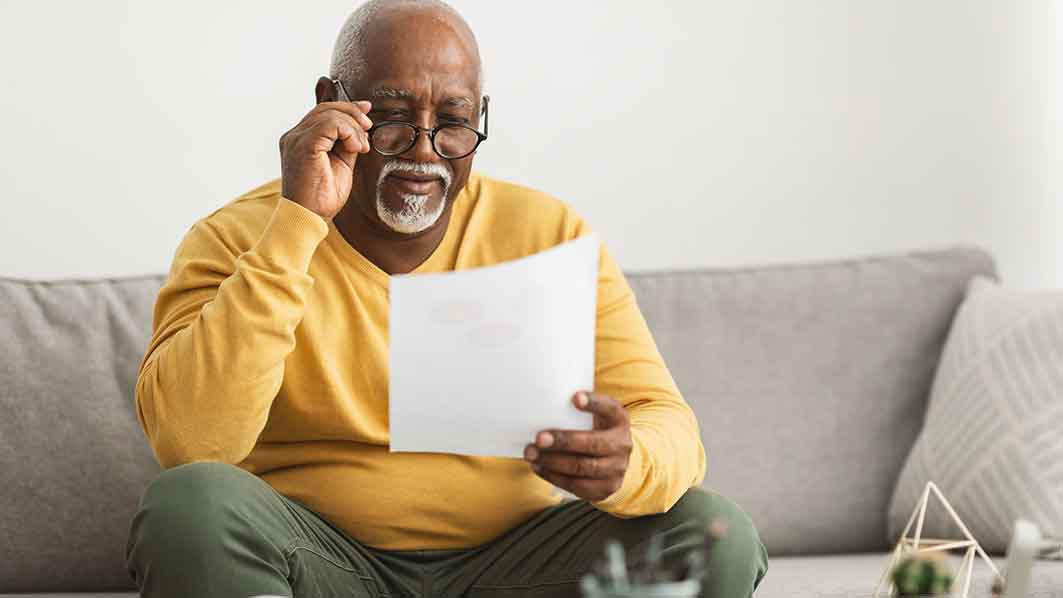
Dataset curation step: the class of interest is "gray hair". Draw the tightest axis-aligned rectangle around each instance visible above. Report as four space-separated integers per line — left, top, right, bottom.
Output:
329 0 482 89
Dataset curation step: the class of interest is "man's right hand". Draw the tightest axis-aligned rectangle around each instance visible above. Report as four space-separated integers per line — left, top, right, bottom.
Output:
279 101 374 220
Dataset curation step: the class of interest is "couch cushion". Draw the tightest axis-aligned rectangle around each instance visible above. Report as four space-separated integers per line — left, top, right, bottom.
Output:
626 245 997 555
755 553 1063 598
0 276 165 592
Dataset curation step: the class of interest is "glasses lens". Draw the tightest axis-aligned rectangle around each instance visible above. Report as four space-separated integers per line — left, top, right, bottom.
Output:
371 124 415 155
435 126 480 158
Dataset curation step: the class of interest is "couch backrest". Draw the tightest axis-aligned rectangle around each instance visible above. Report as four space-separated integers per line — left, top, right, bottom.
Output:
0 275 165 593
0 245 996 591
626 245 997 556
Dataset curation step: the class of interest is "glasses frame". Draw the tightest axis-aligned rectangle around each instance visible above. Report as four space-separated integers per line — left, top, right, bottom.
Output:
332 78 489 160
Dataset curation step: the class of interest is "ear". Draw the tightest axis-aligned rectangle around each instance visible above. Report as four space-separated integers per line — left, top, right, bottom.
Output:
315 76 337 104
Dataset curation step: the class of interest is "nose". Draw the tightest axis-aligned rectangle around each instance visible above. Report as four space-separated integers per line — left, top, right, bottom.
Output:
401 113 441 163
405 128 437 163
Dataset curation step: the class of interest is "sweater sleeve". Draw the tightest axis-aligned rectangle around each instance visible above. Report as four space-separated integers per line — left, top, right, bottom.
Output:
588 241 707 516
135 197 329 469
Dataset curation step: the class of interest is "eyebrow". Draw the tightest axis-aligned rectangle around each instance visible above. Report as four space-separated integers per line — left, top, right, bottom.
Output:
370 86 474 109
443 96 474 109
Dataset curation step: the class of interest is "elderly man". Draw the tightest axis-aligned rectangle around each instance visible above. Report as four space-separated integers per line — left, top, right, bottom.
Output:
124 1 767 597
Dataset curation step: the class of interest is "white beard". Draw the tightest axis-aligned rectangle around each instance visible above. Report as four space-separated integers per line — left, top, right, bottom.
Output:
376 192 446 234
375 159 452 234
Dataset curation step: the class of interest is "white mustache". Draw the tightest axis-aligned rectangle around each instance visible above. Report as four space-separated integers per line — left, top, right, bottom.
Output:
378 159 452 189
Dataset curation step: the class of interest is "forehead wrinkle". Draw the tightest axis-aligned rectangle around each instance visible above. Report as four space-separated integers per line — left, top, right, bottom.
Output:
370 83 475 110
372 86 416 100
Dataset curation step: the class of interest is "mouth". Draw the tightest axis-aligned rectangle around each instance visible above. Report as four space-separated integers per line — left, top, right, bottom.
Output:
385 173 443 195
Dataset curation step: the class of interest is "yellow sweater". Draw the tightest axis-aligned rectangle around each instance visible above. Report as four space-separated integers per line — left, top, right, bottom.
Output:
136 172 706 550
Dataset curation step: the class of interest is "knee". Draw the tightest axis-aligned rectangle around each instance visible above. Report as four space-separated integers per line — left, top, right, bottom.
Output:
129 461 258 551
669 489 757 538
668 489 769 581
141 461 257 516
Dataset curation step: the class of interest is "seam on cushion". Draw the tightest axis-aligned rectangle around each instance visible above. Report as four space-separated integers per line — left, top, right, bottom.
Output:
283 540 378 583
0 272 167 284
623 244 995 279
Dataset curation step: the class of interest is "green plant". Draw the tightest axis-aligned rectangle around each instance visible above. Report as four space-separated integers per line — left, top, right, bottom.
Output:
891 552 954 596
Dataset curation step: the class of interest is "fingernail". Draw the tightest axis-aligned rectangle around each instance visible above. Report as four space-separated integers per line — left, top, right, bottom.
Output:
538 432 554 448
575 392 589 408
524 446 539 461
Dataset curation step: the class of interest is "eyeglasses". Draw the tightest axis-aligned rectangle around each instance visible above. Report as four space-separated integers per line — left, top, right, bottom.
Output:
333 79 489 160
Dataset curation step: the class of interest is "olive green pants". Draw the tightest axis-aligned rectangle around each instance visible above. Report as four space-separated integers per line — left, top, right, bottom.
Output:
126 462 767 597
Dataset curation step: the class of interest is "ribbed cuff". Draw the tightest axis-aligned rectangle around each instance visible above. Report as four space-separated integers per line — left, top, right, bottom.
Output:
591 429 648 514
252 197 330 273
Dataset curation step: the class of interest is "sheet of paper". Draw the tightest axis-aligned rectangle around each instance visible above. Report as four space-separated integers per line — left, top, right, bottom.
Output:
388 233 599 458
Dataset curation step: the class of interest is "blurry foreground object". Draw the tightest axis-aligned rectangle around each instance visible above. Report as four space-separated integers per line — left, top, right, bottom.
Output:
993 519 1063 598
580 519 726 598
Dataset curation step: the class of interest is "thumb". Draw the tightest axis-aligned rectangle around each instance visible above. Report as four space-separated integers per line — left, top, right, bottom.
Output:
572 392 627 429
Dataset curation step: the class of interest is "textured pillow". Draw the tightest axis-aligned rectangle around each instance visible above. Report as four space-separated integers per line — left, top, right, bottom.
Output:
888 276 1063 553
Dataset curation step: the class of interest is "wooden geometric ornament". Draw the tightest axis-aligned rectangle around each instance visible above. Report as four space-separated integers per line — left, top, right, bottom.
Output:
874 481 1002 598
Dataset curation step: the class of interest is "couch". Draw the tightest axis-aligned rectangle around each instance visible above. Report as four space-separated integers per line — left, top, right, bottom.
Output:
2 245 1061 597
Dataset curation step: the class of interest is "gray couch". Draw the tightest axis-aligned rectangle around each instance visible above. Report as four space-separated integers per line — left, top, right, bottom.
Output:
2 245 1061 597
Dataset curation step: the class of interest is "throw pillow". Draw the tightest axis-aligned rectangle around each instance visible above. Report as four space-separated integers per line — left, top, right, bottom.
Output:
888 276 1063 553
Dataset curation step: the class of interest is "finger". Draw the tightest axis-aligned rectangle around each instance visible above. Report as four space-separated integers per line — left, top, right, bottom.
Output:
534 451 627 479
313 109 372 151
302 108 363 133
312 100 373 129
293 101 372 132
572 391 628 429
301 113 368 156
304 122 364 159
354 100 373 127
534 429 627 457
532 467 619 502
318 120 366 156
332 119 370 155
331 121 366 156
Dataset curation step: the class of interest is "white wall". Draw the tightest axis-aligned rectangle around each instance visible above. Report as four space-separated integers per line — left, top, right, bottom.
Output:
0 1 1058 288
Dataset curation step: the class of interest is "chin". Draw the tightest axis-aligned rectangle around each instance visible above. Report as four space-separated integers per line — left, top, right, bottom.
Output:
376 191 447 235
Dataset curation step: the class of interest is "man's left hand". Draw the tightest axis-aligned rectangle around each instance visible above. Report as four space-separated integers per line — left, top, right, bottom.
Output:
524 392 632 502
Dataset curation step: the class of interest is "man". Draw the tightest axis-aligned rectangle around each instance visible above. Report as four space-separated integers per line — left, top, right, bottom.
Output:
125 1 768 596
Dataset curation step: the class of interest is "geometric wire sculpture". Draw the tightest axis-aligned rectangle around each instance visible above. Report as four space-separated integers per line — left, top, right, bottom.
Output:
874 481 1002 598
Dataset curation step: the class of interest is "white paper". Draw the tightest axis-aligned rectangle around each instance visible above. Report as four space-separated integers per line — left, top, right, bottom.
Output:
388 233 599 458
